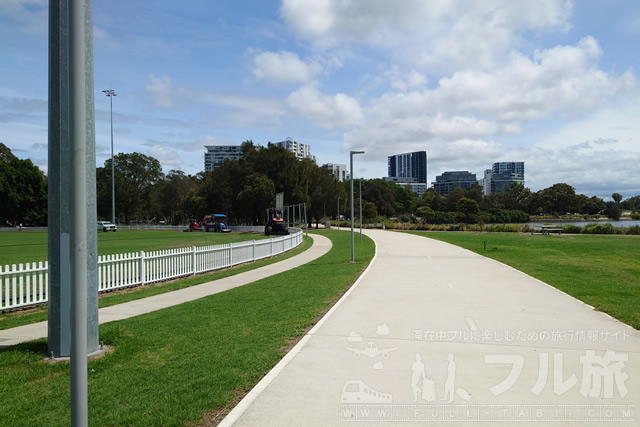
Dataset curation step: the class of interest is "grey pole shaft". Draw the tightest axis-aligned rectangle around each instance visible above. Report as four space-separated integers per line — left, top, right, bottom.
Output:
359 179 362 242
337 198 339 230
350 153 354 263
110 95 115 225
70 0 89 424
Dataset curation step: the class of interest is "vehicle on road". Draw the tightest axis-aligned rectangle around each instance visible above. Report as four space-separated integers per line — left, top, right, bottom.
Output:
203 214 231 232
265 208 289 236
97 221 117 232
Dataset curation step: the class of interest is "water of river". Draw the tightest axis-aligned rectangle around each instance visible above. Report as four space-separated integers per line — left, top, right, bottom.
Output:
528 220 640 228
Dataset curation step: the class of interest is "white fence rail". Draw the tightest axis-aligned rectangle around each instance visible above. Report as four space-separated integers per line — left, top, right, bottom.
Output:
1 229 303 311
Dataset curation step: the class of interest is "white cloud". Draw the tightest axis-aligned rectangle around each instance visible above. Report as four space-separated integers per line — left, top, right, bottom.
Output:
0 0 48 36
384 67 427 91
341 37 634 165
147 145 184 168
146 74 174 108
252 51 320 83
281 0 574 70
286 83 363 129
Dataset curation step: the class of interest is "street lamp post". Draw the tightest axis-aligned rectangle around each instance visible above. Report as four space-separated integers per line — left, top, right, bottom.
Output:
337 197 340 230
359 179 362 242
102 89 116 225
350 151 365 263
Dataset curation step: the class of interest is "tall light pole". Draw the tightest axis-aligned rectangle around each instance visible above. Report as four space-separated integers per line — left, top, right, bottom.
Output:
350 151 365 263
359 179 362 242
102 89 116 225
337 197 340 230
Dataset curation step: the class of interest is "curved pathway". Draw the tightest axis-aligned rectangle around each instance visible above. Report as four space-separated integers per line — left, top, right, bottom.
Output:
222 229 639 427
0 234 331 348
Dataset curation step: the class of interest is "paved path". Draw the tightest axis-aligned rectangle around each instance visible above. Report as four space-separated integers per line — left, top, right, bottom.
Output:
221 230 640 427
0 234 331 348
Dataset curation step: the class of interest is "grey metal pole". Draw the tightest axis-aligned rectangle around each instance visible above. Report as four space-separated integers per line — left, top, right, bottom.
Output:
350 151 364 263
350 154 354 263
103 89 116 225
70 0 89 424
337 198 340 230
359 179 362 242
110 94 114 225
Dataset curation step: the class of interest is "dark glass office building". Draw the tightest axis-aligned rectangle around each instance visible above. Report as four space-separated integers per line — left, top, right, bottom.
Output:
387 151 427 183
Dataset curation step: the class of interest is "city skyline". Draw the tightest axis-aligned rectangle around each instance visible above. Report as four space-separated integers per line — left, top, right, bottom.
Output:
1 1 639 200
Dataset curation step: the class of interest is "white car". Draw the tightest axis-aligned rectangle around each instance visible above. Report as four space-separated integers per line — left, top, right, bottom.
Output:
97 221 117 232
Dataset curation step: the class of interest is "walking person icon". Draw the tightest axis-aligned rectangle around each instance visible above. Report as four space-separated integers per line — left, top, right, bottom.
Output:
442 353 456 402
411 353 425 401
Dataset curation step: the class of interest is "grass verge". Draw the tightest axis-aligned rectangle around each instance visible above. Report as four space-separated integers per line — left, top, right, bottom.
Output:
404 231 640 330
0 236 313 331
0 230 375 426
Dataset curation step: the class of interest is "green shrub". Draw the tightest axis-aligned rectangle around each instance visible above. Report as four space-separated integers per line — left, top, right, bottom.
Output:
583 223 619 234
624 225 640 235
562 225 583 234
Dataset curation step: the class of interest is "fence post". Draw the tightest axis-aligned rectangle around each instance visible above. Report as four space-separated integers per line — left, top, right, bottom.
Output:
229 243 233 267
270 237 273 256
192 246 197 275
252 240 256 260
139 251 146 285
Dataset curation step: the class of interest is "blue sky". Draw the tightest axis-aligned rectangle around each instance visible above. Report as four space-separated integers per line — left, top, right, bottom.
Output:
1 0 639 199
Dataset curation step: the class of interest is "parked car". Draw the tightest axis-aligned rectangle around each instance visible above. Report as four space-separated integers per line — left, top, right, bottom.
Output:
97 221 117 232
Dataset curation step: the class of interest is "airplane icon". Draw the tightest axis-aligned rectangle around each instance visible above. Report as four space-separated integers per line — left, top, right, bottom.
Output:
345 341 398 359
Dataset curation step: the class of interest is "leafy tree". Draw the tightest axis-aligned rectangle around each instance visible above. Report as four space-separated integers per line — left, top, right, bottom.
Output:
503 182 531 211
612 193 622 204
236 173 275 224
456 197 480 220
622 195 640 211
0 143 47 225
362 179 395 217
416 206 435 223
362 201 378 222
445 187 466 212
101 152 164 223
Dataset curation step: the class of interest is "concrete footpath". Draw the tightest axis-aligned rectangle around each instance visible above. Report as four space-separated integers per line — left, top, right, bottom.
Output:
221 229 639 427
0 234 331 348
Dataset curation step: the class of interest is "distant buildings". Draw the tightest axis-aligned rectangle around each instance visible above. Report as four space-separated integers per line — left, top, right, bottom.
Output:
432 171 478 195
388 151 427 183
273 137 316 162
483 162 525 195
433 162 524 196
204 145 243 172
321 163 349 182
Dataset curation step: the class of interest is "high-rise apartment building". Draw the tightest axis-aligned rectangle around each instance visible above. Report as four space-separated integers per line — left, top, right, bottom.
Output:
204 145 243 172
432 171 478 195
273 138 315 162
387 151 427 183
484 161 525 194
321 163 349 182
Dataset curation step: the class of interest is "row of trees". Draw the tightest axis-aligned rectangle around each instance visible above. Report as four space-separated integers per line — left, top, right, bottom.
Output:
1 141 635 226
0 143 47 226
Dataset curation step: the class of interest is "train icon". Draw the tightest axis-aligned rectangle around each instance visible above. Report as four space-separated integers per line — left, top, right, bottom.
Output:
340 380 393 404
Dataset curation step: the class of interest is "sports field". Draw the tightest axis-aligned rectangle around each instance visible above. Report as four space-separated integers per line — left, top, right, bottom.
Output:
0 229 268 266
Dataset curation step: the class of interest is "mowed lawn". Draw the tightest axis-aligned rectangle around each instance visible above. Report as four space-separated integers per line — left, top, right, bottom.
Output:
0 229 269 265
404 231 640 330
0 230 375 426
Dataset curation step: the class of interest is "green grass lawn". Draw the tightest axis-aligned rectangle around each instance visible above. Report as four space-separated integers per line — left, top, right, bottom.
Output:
0 229 269 265
0 230 375 426
404 231 640 330
0 236 313 331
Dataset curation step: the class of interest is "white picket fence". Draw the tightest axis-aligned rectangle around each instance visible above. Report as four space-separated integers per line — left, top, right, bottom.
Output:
0 229 303 311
